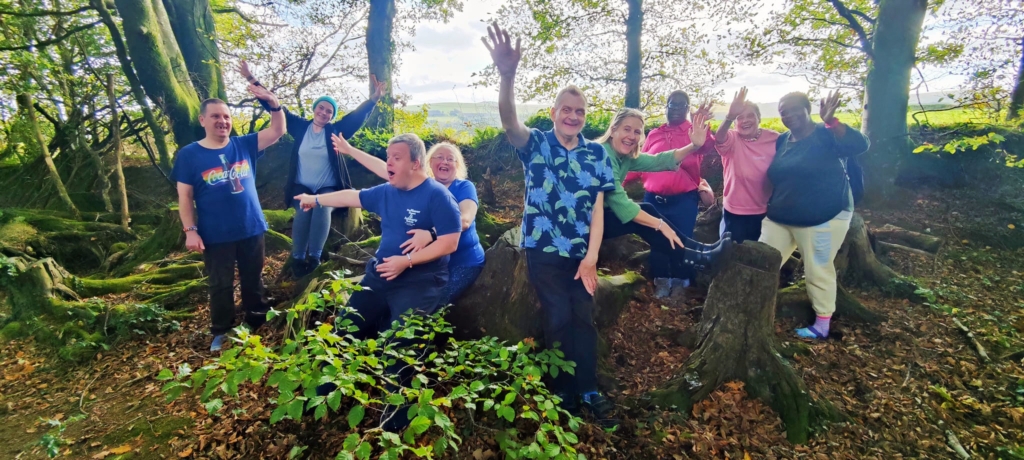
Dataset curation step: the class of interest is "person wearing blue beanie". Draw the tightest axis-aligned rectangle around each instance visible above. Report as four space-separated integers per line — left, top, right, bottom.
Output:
239 60 386 278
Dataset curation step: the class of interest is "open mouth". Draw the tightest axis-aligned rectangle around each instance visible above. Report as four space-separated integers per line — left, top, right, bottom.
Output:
387 169 395 179
437 165 451 174
621 139 636 148
740 122 755 130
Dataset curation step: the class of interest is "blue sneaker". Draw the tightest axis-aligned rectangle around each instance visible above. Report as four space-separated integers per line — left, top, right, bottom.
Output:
210 334 227 352
653 278 672 298
795 327 828 340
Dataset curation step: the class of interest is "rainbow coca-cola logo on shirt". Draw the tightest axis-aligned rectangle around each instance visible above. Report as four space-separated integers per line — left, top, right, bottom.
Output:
201 154 250 194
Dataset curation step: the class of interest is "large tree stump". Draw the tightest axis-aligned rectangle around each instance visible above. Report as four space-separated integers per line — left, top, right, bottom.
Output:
650 241 838 444
449 230 645 343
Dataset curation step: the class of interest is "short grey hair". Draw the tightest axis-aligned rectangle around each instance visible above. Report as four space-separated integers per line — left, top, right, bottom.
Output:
388 133 427 170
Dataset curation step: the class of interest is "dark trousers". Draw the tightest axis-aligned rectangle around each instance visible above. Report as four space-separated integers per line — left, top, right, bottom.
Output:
645 191 700 281
525 249 598 397
204 233 267 335
604 202 694 279
721 209 766 243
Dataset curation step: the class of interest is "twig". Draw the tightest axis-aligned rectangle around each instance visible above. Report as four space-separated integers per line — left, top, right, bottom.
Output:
877 241 935 258
951 318 990 363
901 362 913 387
946 430 971 459
79 374 100 413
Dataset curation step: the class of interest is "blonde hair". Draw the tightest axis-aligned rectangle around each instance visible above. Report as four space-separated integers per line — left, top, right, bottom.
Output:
597 108 646 159
426 142 468 180
554 85 588 109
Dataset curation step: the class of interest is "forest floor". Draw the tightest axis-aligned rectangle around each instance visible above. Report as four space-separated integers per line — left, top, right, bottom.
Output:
2 182 1024 459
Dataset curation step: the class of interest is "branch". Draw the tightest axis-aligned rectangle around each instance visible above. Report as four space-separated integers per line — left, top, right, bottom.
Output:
0 6 92 17
848 8 876 25
212 7 286 27
0 20 101 51
828 0 873 58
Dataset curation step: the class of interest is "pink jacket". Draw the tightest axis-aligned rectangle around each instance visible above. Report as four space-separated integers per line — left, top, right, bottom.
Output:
625 121 716 196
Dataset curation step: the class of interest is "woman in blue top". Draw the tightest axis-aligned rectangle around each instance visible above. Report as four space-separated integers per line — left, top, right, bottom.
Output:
333 135 486 305
239 60 385 278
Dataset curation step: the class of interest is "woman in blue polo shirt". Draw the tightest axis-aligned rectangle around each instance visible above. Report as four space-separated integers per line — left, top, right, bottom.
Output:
239 60 384 278
333 136 486 305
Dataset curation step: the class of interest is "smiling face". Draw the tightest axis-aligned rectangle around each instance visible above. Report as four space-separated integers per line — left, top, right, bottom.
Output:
778 96 812 133
735 104 761 138
199 101 232 140
550 91 586 140
386 142 420 189
666 93 690 126
609 115 645 157
429 145 460 186
313 101 335 126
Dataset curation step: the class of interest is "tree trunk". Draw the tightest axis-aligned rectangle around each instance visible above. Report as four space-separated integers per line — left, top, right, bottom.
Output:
649 242 840 444
161 0 228 101
1007 37 1024 120
859 0 927 207
93 0 173 170
366 0 396 130
114 0 204 150
107 74 131 232
18 94 80 219
623 0 643 109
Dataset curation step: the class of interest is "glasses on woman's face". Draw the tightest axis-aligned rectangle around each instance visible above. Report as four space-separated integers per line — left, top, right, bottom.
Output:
432 156 456 165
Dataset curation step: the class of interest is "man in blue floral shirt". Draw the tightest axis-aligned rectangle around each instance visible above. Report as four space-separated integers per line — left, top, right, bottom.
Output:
485 22 618 426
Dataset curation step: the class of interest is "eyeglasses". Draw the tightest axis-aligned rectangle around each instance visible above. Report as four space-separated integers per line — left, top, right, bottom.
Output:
666 103 688 110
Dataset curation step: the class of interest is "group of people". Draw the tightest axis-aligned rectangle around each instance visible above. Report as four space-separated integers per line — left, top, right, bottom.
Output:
170 21 868 431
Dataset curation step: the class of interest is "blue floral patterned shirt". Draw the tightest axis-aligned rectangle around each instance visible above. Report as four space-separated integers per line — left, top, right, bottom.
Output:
516 128 616 259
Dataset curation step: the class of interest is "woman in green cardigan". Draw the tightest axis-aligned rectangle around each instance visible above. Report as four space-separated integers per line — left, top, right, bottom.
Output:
596 108 732 297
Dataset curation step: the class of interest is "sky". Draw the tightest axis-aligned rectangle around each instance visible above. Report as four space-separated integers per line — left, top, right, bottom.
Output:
391 0 966 107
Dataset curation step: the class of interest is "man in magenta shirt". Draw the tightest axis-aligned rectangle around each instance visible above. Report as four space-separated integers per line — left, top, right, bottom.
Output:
625 91 716 297
715 87 779 243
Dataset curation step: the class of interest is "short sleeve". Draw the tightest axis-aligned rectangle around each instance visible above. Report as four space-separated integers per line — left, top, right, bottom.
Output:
515 128 544 163
170 148 193 185
358 183 387 216
432 188 462 236
452 180 478 204
236 133 261 161
594 145 616 192
715 130 737 156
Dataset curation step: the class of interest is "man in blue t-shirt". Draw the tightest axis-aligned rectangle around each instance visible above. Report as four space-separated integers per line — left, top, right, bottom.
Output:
171 85 286 352
295 133 460 431
485 22 618 426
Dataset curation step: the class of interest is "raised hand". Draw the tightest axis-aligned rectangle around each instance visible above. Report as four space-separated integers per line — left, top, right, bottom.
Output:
238 59 254 81
689 111 710 148
248 83 279 107
693 100 714 120
330 133 355 156
370 74 386 100
819 90 841 124
726 87 748 120
482 22 521 78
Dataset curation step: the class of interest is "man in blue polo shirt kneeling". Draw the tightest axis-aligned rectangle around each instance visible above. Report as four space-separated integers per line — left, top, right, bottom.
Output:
294 133 461 430
485 22 619 427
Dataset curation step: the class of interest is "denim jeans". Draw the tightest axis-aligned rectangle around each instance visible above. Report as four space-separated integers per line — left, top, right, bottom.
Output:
644 190 700 281
290 185 338 261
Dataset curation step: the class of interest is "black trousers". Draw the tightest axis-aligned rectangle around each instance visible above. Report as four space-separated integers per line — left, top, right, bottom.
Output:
525 249 598 397
721 209 766 243
604 202 700 279
203 233 267 335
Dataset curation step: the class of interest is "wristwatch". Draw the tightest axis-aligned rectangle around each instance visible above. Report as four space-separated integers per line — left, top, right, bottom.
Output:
268 105 282 112
429 228 437 242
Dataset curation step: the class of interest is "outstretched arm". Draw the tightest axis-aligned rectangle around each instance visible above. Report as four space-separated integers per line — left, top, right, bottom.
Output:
335 74 387 138
294 190 361 210
248 84 286 151
716 87 747 144
331 133 388 180
483 22 530 149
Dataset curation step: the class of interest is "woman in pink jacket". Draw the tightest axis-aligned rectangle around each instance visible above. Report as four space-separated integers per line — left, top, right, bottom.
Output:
625 91 716 297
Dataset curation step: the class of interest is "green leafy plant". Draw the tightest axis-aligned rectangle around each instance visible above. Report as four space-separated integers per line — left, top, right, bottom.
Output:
913 132 1006 155
160 276 587 459
37 414 86 458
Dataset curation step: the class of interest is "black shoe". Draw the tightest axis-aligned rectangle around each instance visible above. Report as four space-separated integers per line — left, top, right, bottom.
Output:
382 404 412 432
306 256 322 275
291 258 310 279
682 237 734 277
243 311 267 331
580 393 618 428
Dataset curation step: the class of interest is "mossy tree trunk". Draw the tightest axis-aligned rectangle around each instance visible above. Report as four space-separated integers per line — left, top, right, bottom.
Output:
161 0 228 101
107 74 131 231
18 94 80 219
650 241 840 444
366 0 395 130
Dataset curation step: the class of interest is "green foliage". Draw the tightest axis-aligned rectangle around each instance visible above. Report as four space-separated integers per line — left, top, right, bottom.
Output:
913 132 1007 155
37 414 87 458
161 276 587 459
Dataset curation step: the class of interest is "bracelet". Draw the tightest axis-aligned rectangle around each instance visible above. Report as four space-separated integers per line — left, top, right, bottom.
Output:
315 195 321 208
246 75 255 82
406 253 413 268
267 105 282 112
655 219 663 231
824 117 840 129
429 228 437 242
183 226 198 233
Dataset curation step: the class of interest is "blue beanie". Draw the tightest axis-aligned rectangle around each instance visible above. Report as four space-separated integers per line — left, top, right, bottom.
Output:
312 96 338 120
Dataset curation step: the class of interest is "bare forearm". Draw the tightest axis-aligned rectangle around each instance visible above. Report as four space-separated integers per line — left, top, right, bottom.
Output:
585 193 605 261
411 234 459 265
347 148 388 180
316 189 361 208
177 194 196 227
631 210 661 229
498 75 530 148
673 144 698 163
715 118 733 144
